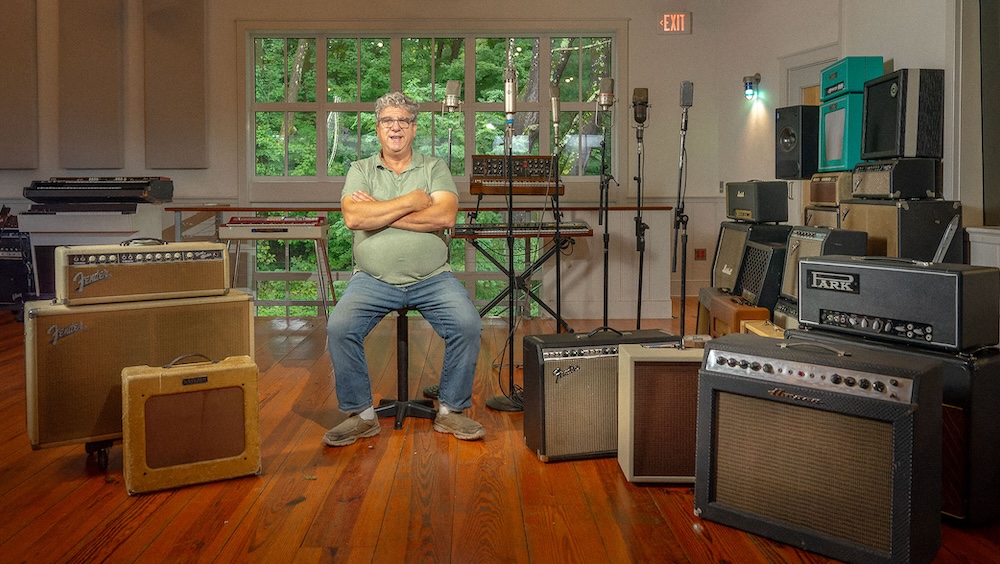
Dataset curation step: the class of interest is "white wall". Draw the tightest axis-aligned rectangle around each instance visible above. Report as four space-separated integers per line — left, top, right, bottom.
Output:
0 0 968 308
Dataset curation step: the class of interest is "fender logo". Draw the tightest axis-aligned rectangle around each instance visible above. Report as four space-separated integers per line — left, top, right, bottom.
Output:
47 322 85 345
553 365 580 383
768 387 822 404
73 269 111 293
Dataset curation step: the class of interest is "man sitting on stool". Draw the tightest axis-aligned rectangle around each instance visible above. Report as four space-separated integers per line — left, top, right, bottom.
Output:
324 91 484 446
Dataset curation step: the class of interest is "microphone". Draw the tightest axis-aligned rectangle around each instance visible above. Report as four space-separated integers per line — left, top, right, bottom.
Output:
632 87 648 125
504 62 518 127
443 80 462 112
680 81 694 108
597 78 615 111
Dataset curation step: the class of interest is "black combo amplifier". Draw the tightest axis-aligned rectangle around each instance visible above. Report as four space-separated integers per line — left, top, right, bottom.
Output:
851 158 942 199
695 333 942 564
0 231 34 306
787 327 1000 526
522 329 678 462
798 255 1000 352
725 181 788 223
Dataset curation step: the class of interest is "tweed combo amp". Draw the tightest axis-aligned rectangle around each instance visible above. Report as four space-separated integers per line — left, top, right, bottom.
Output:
54 241 229 305
851 158 942 199
522 329 678 462
803 205 841 228
24 291 255 450
779 226 868 302
122 355 261 494
808 171 852 207
711 222 791 292
617 343 704 483
708 293 770 338
788 327 1000 526
840 198 963 262
725 181 788 223
741 319 785 338
695 333 943 564
797 255 1000 352
732 241 785 311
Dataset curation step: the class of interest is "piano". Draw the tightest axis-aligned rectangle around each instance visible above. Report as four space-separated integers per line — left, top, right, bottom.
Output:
24 176 174 205
452 220 592 239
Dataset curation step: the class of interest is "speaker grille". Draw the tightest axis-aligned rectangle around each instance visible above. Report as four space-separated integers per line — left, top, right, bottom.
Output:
144 387 246 468
543 356 617 457
632 361 699 478
713 392 894 553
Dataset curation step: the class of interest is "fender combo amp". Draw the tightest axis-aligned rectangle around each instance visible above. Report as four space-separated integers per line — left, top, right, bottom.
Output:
122 355 261 495
840 198 963 262
25 291 255 449
694 333 943 564
787 327 1000 526
797 255 1000 352
808 171 852 207
725 181 788 223
54 241 229 306
711 222 791 292
803 205 841 228
732 241 785 311
617 344 704 483
851 158 942 199
522 329 677 462
862 68 945 161
780 226 868 302
775 106 819 180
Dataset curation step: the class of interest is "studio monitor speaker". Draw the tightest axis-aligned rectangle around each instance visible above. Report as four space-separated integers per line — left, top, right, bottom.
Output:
775 105 819 180
122 355 261 494
617 344 703 482
522 329 677 462
695 333 942 564
24 291 255 449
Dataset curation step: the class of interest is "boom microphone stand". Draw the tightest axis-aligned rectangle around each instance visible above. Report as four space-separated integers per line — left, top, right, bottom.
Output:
672 81 693 341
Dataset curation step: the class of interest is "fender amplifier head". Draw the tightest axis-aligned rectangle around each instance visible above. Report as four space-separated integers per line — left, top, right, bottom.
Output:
780 227 868 301
122 355 261 494
522 329 678 462
725 181 789 223
695 333 942 564
617 344 704 483
798 255 1000 352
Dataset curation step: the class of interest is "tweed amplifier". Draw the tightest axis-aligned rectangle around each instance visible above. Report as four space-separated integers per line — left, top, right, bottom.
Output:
798 255 1000 352
54 241 229 305
695 333 942 564
708 293 770 338
122 355 261 494
24 291 255 449
617 344 704 483
725 181 788 223
840 198 963 262
851 158 942 199
522 329 678 462
787 327 1000 525
807 171 852 207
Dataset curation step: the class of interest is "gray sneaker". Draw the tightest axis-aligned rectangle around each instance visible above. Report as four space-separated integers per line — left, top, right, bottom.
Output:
323 415 380 446
433 411 485 440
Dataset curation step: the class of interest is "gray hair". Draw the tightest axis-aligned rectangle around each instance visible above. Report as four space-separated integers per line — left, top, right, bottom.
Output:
374 92 419 119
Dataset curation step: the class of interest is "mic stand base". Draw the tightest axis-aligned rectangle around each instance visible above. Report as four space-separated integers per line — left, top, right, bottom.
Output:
486 393 523 412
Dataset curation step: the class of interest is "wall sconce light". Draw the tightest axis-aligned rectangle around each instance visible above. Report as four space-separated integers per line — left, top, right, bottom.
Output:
743 73 761 100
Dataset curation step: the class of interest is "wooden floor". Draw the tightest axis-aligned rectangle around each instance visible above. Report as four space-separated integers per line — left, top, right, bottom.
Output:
1 299 998 563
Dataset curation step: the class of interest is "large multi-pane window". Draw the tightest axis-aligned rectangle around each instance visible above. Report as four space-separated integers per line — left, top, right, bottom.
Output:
250 33 615 181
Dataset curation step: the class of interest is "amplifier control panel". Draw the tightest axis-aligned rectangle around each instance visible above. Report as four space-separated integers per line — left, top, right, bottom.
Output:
66 248 225 266
705 347 914 403
819 308 933 345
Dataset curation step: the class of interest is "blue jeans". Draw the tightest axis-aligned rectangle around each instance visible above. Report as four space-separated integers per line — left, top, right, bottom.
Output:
327 271 482 413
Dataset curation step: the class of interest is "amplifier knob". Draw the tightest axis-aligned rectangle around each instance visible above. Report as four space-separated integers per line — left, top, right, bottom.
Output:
844 376 857 387
872 319 883 332
738 360 750 369
750 362 761 371
762 363 774 374
830 373 843 385
88 255 97 263
858 379 871 390
873 381 886 393
715 356 727 365
727 358 739 367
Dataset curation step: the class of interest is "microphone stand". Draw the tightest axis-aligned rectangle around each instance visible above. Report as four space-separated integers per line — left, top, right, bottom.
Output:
672 105 691 342
633 120 648 329
595 112 619 333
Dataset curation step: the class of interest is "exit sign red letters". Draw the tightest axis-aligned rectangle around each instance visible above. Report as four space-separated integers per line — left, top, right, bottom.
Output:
659 12 691 34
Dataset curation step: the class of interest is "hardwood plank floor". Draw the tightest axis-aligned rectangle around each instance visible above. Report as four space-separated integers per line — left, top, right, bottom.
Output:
0 301 997 563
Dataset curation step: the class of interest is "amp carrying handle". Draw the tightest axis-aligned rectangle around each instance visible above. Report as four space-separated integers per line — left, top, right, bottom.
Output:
778 341 851 357
120 238 168 247
163 353 219 368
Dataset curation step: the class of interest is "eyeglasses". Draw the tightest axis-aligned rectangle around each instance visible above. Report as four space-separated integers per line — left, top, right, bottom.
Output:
377 117 415 129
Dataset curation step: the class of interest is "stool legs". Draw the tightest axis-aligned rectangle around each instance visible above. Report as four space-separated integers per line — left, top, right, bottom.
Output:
374 311 436 429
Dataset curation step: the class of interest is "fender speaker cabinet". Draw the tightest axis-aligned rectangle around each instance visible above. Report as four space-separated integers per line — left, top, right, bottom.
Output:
617 343 704 483
787 327 1000 526
522 329 678 462
24 291 255 450
122 355 261 494
695 333 943 564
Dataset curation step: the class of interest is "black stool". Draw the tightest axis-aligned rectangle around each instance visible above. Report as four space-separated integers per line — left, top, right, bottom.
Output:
374 309 437 429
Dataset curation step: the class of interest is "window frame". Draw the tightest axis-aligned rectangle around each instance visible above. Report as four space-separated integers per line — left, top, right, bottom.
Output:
236 20 630 205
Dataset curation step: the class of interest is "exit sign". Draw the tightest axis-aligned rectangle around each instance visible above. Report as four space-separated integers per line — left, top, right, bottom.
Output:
658 12 691 34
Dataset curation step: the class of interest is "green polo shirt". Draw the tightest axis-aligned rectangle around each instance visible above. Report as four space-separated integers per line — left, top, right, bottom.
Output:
342 150 457 286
